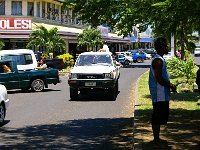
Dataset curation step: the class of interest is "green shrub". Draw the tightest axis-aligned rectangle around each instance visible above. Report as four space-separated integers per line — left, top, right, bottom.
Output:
56 53 74 68
167 55 198 92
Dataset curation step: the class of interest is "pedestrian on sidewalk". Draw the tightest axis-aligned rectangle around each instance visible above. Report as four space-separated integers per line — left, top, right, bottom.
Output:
148 37 177 143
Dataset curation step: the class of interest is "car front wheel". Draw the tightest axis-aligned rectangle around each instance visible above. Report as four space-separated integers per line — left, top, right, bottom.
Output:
31 79 45 92
0 103 5 123
116 80 119 93
124 60 130 65
136 57 144 63
70 87 78 100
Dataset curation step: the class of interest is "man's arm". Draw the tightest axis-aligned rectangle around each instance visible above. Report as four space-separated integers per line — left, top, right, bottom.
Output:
152 58 176 91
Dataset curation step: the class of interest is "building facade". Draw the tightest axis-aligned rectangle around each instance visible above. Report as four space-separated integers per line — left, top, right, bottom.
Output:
0 0 131 54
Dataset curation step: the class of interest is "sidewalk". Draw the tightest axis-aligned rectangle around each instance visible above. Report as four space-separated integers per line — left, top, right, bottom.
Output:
133 71 200 150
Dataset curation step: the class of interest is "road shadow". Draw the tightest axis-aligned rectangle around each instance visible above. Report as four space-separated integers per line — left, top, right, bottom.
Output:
7 89 61 94
134 108 200 150
0 120 10 127
69 91 120 101
0 118 133 150
141 140 172 150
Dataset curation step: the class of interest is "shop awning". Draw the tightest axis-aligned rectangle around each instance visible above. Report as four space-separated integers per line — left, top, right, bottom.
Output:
33 22 83 34
33 22 131 43
139 37 154 43
129 36 136 42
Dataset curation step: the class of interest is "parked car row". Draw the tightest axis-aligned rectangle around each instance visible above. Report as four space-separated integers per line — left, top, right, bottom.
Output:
115 52 133 65
114 49 155 65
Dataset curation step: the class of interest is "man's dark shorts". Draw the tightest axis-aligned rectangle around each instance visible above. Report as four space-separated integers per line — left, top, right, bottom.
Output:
151 101 169 125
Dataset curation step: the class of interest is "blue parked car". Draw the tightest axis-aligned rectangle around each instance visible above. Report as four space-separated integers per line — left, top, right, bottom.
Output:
128 50 146 63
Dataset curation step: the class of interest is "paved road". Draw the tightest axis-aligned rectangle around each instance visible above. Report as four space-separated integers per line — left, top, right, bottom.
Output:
1 55 198 149
0 67 148 149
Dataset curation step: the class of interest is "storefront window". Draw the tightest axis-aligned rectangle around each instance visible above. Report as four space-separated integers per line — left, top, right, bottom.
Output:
42 2 45 18
37 2 40 17
12 1 22 15
27 2 34 16
55 6 59 20
0 0 5 15
52 4 55 20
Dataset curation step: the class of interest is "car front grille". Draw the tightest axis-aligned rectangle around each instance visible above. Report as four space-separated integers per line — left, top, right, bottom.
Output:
78 74 104 79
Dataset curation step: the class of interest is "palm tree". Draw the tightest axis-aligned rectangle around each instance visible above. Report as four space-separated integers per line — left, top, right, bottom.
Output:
77 27 102 51
27 25 66 57
45 27 66 55
0 41 5 50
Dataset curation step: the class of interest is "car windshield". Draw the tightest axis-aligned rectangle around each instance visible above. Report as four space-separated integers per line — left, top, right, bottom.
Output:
76 54 112 66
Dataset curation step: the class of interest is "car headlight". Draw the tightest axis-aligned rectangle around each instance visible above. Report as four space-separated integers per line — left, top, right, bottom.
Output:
104 71 116 79
69 73 78 79
104 73 112 78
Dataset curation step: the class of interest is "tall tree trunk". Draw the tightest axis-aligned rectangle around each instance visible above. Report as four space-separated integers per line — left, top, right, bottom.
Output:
180 22 185 60
174 32 176 56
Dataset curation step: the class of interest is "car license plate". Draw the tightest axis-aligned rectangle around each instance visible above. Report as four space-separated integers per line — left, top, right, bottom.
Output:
85 82 96 86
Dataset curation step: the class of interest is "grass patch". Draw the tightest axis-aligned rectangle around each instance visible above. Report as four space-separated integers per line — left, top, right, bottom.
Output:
135 71 200 149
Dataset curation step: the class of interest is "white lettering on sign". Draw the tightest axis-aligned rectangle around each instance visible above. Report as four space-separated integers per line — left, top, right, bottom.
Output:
0 18 32 30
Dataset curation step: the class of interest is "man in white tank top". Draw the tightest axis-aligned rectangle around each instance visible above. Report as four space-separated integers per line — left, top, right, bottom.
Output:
148 37 176 143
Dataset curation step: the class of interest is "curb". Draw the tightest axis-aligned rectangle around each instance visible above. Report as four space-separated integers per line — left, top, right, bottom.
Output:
133 78 143 150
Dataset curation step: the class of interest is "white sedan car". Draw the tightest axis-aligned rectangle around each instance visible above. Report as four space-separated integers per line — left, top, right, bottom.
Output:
0 84 9 123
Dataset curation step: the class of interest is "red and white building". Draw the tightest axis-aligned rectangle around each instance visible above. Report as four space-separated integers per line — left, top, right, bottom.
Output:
0 0 131 53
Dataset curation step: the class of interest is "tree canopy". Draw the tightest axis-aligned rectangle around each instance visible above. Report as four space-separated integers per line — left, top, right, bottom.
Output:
64 0 200 57
64 0 200 36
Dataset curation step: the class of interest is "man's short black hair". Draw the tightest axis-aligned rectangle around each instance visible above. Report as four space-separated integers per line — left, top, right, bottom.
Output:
154 37 167 51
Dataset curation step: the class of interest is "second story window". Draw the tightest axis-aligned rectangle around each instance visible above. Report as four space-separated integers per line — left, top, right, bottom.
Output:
27 2 34 16
0 0 5 15
12 1 22 15
47 2 51 19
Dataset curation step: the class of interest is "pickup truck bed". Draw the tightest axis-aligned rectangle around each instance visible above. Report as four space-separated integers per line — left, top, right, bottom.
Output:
44 58 64 70
0 60 60 92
